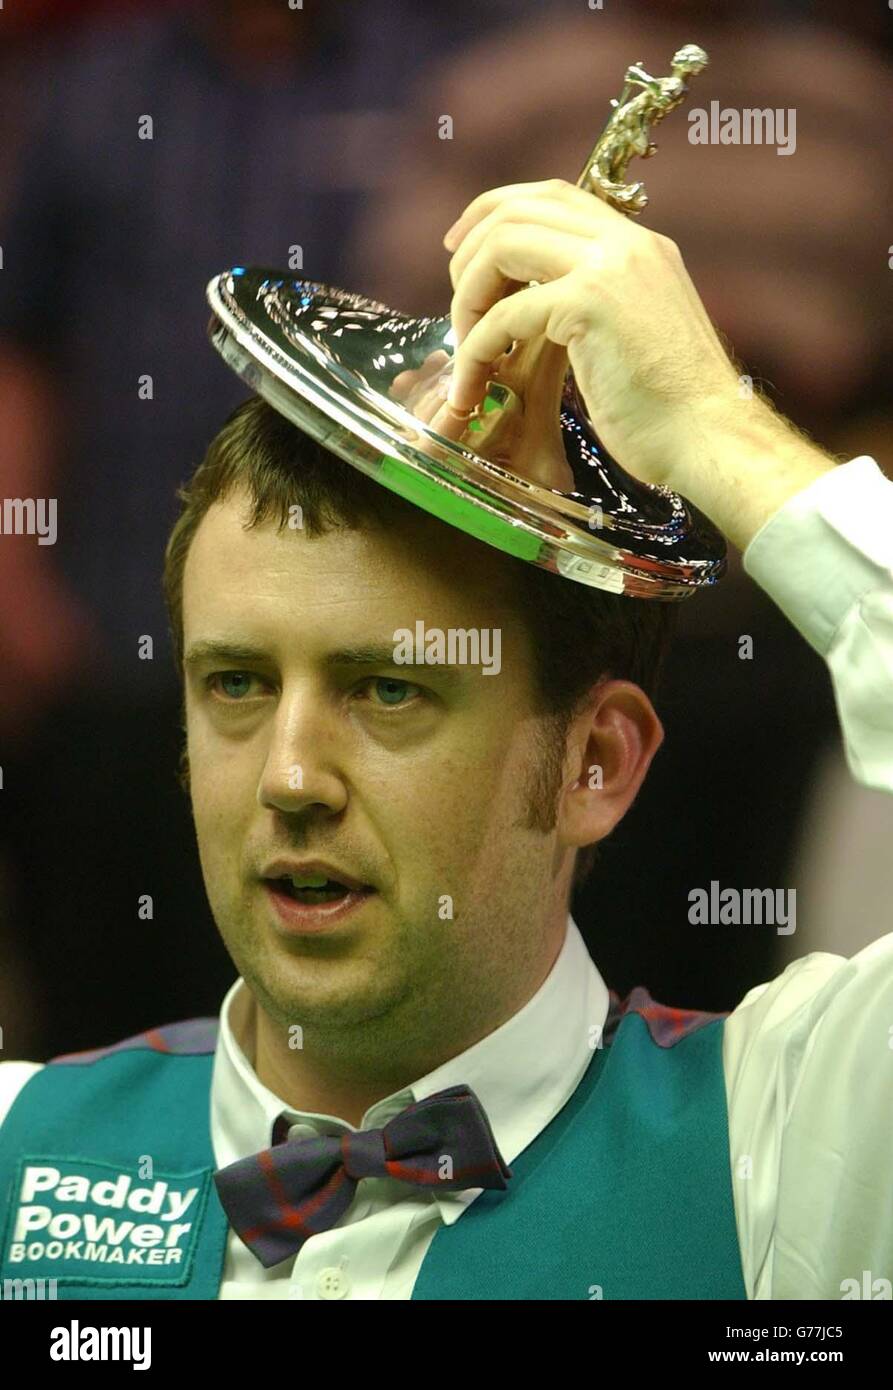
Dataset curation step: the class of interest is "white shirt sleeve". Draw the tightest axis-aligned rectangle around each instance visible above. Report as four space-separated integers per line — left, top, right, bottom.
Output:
726 454 893 1299
742 455 893 793
0 1062 45 1127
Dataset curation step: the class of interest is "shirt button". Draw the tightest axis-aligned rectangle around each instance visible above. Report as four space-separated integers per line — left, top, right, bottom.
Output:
288 1123 318 1140
316 1266 350 1300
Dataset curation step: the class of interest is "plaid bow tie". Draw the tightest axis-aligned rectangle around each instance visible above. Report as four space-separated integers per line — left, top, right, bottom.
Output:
213 1083 512 1267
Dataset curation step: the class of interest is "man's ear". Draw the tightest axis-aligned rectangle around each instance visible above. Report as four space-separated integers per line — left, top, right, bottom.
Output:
557 679 664 854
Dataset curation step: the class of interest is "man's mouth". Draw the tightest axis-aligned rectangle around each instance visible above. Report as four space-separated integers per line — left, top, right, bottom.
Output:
267 874 373 906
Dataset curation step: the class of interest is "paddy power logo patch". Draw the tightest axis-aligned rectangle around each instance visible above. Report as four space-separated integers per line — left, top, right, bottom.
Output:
1 1158 211 1286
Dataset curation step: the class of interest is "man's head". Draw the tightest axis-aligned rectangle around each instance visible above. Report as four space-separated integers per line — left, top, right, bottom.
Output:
163 396 669 1066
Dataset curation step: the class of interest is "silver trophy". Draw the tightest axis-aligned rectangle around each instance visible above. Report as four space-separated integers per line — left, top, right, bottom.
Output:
206 44 725 599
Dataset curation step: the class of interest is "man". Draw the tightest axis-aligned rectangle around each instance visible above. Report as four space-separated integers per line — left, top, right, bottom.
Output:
0 181 890 1299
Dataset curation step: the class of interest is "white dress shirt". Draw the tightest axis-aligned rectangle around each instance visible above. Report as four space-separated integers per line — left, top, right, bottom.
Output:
1 454 891 1299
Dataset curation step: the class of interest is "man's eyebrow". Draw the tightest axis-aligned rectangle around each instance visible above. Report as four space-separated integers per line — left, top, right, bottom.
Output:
323 645 468 686
183 640 272 668
182 639 468 685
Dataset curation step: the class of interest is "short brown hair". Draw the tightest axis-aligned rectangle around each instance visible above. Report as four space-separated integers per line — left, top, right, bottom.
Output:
163 395 676 890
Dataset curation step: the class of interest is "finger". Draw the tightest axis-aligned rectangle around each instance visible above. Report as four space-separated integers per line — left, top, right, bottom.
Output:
427 399 473 443
389 369 415 403
447 279 563 413
400 377 447 425
444 178 611 251
412 353 457 425
448 194 612 292
390 351 450 404
451 225 597 344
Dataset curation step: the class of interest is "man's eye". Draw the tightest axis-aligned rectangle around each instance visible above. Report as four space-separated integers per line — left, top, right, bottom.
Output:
362 676 422 708
208 671 264 701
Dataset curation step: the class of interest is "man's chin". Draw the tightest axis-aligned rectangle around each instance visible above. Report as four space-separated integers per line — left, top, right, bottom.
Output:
238 946 409 1035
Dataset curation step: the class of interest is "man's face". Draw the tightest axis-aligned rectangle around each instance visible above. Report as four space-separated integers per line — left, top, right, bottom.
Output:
181 488 571 1055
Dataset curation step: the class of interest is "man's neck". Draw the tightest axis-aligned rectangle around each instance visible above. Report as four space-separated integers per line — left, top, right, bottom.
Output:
231 988 430 1128
231 908 572 1129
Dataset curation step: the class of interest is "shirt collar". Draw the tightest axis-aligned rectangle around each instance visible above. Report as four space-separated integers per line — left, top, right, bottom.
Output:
211 913 608 1225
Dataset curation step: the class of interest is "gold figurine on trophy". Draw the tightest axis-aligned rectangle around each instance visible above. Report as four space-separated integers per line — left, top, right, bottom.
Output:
585 45 709 212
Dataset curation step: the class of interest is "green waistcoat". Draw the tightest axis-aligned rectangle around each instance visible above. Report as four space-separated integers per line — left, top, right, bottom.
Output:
0 997 747 1299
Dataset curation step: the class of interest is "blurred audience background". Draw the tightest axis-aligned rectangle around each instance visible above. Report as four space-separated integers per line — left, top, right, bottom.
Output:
0 0 890 1059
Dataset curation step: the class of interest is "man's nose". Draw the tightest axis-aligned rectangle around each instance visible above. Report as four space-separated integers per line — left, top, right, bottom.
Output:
257 687 349 817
